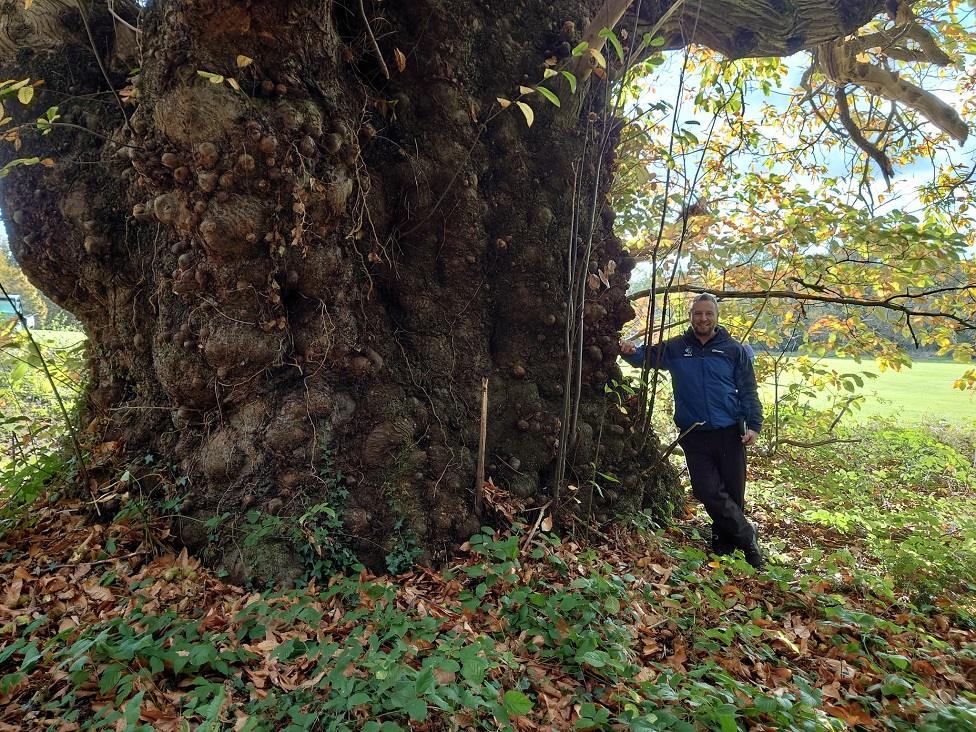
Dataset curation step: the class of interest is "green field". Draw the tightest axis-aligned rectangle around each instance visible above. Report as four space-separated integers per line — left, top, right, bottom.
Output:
761 356 976 425
29 329 86 348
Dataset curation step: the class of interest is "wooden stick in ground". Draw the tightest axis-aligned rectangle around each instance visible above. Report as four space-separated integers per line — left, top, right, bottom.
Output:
474 377 488 517
520 501 552 554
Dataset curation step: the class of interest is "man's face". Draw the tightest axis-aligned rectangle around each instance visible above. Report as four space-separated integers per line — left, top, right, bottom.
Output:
690 300 718 337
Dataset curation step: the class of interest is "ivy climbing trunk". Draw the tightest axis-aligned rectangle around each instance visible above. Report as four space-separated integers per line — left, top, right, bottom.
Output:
0 0 886 581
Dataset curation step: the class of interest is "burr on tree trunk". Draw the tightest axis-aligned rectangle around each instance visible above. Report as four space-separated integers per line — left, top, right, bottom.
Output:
0 0 887 581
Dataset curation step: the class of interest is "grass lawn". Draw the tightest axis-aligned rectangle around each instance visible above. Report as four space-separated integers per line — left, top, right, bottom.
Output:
760 356 976 425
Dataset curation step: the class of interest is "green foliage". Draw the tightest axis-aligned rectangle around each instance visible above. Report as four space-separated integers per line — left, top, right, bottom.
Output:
752 422 976 601
0 248 47 322
296 495 358 581
203 444 358 587
613 7 976 377
383 517 421 575
1 576 531 730
0 324 85 532
0 78 58 178
4 434 975 732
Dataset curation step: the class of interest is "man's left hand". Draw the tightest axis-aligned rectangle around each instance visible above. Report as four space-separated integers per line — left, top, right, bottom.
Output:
742 429 759 446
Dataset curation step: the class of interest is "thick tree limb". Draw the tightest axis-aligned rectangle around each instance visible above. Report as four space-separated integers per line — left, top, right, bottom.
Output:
626 0 887 59
817 35 968 143
628 283 976 329
572 0 685 82
612 0 967 155
0 0 82 57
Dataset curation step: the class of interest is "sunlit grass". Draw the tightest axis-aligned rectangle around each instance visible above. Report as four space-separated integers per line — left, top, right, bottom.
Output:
761 356 975 425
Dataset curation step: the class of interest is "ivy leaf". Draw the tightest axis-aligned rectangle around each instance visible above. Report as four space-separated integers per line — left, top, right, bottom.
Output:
515 100 534 127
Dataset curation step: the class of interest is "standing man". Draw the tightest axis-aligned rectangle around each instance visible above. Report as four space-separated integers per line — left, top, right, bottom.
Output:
620 293 765 568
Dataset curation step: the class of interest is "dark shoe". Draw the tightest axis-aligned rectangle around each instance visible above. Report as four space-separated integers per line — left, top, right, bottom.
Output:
711 530 734 556
743 538 765 569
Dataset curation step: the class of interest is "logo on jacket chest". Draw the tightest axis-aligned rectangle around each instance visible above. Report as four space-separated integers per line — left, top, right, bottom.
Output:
683 347 693 357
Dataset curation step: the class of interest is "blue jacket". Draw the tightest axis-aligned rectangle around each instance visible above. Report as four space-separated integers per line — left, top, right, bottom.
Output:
622 326 763 433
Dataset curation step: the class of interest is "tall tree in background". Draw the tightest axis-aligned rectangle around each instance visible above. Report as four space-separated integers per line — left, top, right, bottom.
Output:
0 0 967 579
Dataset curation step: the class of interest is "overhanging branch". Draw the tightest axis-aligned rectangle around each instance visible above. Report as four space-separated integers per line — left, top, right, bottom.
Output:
625 0 887 60
628 283 976 329
0 0 82 57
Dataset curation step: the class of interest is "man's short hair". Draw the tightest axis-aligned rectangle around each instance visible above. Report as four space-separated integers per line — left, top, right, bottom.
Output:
689 292 719 313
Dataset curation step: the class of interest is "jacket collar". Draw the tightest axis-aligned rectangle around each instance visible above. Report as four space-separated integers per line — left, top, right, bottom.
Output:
683 325 732 348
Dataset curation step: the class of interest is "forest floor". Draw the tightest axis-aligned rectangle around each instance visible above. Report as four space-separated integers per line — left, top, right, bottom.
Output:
0 422 974 731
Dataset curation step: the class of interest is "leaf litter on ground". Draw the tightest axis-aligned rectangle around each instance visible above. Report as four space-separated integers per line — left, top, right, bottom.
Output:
0 456 974 730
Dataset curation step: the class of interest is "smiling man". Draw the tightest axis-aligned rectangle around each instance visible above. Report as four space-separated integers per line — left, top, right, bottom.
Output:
620 293 765 568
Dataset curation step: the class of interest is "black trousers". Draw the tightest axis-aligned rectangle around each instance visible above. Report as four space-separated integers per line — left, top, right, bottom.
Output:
679 425 754 549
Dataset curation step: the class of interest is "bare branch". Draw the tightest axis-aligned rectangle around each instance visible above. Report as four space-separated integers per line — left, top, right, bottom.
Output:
834 85 894 185
358 0 390 80
628 283 976 329
776 437 862 448
904 22 954 66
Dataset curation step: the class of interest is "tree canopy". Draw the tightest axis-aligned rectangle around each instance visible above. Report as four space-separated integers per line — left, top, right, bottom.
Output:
603 1 976 397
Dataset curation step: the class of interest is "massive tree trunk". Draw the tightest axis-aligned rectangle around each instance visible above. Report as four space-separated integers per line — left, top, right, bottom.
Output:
0 0 884 581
